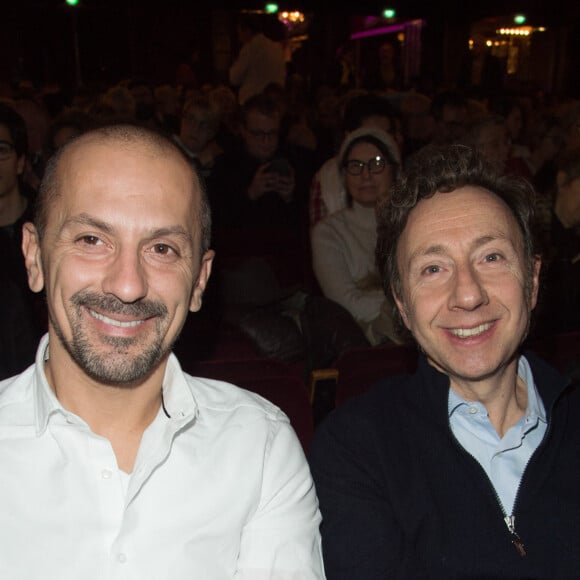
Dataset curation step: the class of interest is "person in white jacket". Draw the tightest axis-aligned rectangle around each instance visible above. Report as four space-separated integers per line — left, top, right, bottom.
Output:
308 92 400 227
311 127 403 346
229 13 286 105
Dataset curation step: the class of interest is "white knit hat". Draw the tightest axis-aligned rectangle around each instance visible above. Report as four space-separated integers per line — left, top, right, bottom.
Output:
338 126 401 168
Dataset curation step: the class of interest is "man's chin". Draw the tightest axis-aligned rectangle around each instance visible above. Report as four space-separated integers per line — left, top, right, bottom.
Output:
70 342 171 387
79 356 162 388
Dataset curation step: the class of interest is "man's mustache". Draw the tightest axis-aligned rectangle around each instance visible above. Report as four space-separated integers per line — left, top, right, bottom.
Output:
71 290 168 319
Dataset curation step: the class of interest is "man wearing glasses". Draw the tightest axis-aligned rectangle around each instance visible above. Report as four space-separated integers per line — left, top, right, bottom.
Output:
208 93 315 231
0 102 44 378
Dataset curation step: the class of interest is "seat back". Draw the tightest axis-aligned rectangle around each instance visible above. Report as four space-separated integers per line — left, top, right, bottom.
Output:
335 343 418 406
526 331 580 376
186 358 314 452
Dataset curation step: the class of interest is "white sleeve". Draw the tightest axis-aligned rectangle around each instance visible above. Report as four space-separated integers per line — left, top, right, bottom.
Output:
235 420 325 579
312 220 384 324
229 44 251 87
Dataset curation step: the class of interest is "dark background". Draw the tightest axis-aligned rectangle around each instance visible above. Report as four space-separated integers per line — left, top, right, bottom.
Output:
3 0 579 97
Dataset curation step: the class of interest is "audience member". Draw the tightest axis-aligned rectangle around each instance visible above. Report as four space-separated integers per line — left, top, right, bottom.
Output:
331 42 358 92
0 102 44 378
175 45 205 95
458 32 505 101
208 83 241 153
41 108 94 170
309 143 580 578
561 102 580 154
98 84 136 122
153 83 182 136
309 92 400 228
127 78 157 125
396 91 432 157
363 41 402 93
490 95 529 159
208 92 315 230
173 93 222 181
462 113 512 174
311 127 402 345
310 84 343 164
8 95 51 189
229 13 286 105
429 89 469 145
534 146 580 336
523 113 565 195
0 123 325 577
263 81 318 153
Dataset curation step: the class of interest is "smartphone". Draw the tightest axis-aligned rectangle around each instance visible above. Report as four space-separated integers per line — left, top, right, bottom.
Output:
266 157 292 177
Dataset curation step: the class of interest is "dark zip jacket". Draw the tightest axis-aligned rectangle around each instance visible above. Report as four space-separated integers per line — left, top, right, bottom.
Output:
309 351 580 579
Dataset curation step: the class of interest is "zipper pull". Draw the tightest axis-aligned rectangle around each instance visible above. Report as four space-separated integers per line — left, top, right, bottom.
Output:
504 515 527 557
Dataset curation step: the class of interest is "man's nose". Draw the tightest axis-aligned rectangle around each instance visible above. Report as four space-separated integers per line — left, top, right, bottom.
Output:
101 248 148 304
448 264 488 311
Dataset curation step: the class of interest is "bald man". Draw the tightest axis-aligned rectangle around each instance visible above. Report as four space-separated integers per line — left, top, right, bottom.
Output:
0 124 324 579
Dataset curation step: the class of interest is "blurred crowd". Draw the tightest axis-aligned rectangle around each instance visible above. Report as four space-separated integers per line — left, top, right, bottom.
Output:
1 12 579 379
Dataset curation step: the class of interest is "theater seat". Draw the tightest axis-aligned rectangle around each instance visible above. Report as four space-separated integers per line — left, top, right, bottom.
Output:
333 343 418 407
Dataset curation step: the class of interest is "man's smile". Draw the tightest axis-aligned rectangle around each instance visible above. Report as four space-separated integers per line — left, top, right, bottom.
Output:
88 308 148 328
448 322 494 339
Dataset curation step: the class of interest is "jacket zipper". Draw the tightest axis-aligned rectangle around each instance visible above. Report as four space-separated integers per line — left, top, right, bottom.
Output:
504 514 526 557
449 410 555 558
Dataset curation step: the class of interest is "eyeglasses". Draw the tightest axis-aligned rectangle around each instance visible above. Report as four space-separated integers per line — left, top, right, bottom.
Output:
344 156 387 176
0 140 15 160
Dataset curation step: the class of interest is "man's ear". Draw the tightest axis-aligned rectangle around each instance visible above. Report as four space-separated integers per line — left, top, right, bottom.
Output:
22 222 45 293
393 291 412 331
529 255 542 311
189 250 215 312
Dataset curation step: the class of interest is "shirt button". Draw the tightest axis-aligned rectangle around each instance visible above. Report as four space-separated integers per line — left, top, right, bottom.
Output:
117 553 127 564
469 406 478 415
101 469 113 480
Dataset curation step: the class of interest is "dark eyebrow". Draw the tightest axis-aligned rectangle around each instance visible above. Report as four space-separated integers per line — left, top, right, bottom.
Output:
148 226 194 246
60 213 194 246
60 213 114 235
408 235 511 265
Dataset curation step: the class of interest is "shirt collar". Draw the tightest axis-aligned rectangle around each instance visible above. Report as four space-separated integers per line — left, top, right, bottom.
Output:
34 334 64 434
448 355 547 424
33 334 198 434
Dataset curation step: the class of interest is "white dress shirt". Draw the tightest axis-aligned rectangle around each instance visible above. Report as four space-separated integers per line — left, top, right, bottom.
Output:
0 334 325 579
311 202 390 346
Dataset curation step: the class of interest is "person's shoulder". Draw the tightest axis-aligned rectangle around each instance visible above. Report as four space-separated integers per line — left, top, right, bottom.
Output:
311 212 346 250
317 155 339 175
182 372 289 423
313 206 350 233
0 365 37 424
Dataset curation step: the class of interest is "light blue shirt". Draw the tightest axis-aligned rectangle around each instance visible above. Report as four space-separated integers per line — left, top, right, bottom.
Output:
448 356 547 516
